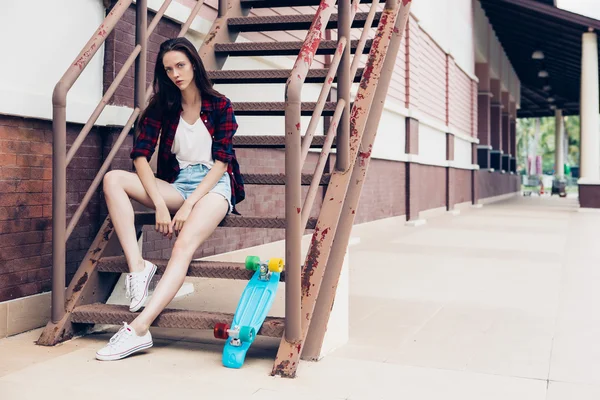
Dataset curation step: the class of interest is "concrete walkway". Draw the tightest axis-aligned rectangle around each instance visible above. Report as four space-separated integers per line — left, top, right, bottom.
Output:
1 196 599 399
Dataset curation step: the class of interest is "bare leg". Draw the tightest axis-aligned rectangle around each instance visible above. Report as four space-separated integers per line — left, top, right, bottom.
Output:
129 193 229 334
103 170 185 273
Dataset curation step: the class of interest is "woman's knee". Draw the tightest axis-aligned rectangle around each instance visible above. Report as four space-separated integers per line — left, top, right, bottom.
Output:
103 170 126 195
171 238 196 259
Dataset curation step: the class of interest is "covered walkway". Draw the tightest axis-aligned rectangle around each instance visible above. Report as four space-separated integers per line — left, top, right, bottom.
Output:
1 196 598 399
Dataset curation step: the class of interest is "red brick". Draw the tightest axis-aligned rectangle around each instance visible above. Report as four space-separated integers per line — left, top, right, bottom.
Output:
0 166 30 180
0 280 51 302
15 180 44 193
0 140 31 154
29 142 52 155
0 218 32 234
0 231 44 248
16 154 50 168
0 180 16 193
0 153 17 166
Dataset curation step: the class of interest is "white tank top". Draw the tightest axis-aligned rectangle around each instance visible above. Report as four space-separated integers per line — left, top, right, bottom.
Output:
171 115 214 169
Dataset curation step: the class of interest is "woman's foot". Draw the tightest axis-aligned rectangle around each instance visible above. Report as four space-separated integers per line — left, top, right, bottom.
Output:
95 322 153 361
126 260 157 312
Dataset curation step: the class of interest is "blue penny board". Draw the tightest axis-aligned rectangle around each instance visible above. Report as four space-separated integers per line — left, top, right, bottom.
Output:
222 266 281 368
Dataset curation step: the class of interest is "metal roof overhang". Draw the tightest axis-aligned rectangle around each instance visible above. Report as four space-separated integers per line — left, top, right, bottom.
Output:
479 0 600 118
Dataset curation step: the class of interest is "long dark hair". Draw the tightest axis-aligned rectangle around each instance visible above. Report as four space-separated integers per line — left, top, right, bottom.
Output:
140 37 223 123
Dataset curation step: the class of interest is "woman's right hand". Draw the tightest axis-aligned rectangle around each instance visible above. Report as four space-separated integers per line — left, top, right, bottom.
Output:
155 201 173 239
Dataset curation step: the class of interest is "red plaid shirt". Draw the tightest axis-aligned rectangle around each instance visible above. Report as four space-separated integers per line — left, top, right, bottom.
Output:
130 95 245 214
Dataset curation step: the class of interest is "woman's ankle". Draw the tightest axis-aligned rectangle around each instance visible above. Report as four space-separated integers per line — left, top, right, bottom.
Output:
130 258 146 273
129 320 149 336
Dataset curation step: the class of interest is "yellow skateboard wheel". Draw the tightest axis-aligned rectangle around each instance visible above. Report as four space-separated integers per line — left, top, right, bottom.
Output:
267 258 284 273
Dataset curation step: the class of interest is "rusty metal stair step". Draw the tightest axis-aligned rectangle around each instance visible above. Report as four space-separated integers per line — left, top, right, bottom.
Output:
241 0 375 7
228 11 381 32
96 256 286 281
208 68 363 84
134 212 317 229
244 173 330 185
231 101 351 116
71 304 284 337
214 39 373 57
233 135 335 148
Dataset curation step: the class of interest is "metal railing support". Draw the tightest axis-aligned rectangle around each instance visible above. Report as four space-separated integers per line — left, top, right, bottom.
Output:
51 0 134 323
273 0 404 377
336 0 351 172
135 0 148 111
302 0 412 360
218 0 228 17
284 0 337 343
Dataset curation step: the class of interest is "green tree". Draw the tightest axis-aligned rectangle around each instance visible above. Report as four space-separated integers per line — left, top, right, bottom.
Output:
516 115 580 175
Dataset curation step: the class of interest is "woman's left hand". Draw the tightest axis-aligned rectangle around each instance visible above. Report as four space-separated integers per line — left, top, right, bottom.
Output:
171 201 193 236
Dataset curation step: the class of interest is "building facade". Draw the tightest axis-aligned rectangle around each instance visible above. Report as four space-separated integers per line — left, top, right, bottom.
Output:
0 0 522 336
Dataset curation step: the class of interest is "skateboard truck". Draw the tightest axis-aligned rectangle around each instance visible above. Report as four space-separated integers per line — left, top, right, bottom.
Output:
214 323 256 347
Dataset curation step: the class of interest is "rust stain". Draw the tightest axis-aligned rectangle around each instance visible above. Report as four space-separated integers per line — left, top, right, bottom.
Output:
72 272 88 293
297 207 301 214
91 247 101 254
296 122 301 130
328 77 334 84
358 144 373 167
296 344 302 353
204 25 221 45
272 360 294 378
301 228 324 296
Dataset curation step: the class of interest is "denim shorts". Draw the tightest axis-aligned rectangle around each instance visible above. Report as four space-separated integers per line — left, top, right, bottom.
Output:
171 163 233 214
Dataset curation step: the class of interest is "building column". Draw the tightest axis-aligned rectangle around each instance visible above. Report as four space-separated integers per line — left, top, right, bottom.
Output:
578 31 600 207
490 79 503 171
510 102 517 173
501 92 510 172
555 109 565 179
476 63 492 169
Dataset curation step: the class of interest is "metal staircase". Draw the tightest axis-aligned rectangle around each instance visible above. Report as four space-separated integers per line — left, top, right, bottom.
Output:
37 0 412 378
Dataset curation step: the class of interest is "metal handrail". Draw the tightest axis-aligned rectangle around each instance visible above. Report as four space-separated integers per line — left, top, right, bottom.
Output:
284 0 337 342
299 0 382 224
301 99 345 229
52 0 206 322
51 0 135 322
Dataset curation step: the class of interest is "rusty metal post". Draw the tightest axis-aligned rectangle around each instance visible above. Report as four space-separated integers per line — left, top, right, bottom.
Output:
135 0 147 112
273 0 402 378
302 1 412 360
336 0 351 172
51 95 67 323
218 0 228 17
284 0 337 344
49 0 133 323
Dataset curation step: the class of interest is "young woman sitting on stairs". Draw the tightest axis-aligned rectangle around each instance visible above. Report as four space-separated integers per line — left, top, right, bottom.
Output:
96 37 244 361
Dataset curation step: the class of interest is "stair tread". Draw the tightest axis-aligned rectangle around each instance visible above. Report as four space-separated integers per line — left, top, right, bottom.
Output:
71 304 284 337
214 39 373 56
231 101 349 116
241 0 375 7
233 135 334 148
228 11 381 31
97 256 286 281
243 173 330 185
208 68 363 84
134 212 318 229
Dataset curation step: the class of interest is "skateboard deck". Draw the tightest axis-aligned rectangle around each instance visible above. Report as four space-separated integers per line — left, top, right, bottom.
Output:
214 256 283 369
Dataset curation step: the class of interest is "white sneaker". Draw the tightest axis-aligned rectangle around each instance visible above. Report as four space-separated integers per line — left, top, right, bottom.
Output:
126 260 157 312
95 323 153 361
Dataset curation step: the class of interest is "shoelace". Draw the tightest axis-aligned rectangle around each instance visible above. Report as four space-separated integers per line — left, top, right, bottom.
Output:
125 273 145 300
108 324 131 349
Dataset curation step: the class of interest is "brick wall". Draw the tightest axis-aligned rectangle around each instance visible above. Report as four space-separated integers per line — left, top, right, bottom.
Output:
0 115 105 302
477 170 520 200
104 2 181 108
